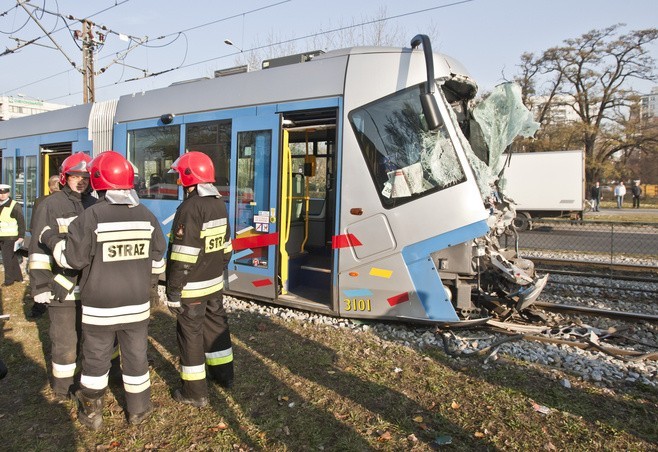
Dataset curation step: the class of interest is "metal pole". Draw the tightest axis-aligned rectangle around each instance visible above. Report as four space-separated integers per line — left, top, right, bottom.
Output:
82 20 95 103
609 223 614 281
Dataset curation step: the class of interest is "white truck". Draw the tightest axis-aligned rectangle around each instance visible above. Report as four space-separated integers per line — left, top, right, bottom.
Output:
500 150 586 230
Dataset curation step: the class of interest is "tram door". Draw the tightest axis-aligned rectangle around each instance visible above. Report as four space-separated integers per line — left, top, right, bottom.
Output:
40 149 70 195
227 114 281 300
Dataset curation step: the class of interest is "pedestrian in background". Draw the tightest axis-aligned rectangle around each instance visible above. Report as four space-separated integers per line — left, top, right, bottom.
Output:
166 152 234 408
30 153 95 399
631 180 642 209
42 151 166 429
0 183 25 286
614 181 626 208
589 181 601 212
28 175 61 319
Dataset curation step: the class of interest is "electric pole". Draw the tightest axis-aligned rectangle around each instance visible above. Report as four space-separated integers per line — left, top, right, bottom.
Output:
16 2 146 104
81 19 95 103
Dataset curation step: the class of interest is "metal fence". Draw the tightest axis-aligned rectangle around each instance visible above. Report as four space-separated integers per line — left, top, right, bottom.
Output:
502 219 658 268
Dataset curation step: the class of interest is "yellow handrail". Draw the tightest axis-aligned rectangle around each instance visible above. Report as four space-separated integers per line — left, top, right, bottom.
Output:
279 130 291 294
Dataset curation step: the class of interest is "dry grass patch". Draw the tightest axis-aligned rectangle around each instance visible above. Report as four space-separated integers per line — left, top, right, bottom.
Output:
1 280 657 450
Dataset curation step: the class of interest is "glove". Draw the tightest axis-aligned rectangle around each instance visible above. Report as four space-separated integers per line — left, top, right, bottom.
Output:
33 291 52 304
166 290 183 316
52 275 75 303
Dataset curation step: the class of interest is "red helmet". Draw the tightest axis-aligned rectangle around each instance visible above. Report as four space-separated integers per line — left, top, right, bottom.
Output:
59 152 92 185
170 152 215 187
89 151 135 191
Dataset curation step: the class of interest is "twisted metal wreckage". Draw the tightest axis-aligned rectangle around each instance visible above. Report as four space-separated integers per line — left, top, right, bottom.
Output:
452 81 549 321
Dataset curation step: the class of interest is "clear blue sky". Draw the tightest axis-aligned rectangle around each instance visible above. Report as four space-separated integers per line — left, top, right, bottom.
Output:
1 0 657 106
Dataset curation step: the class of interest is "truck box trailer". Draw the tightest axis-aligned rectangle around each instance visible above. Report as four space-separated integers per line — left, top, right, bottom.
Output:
500 150 585 229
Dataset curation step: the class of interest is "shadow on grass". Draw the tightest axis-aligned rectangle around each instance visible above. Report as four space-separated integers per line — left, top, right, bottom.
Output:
148 308 484 450
423 336 658 446
0 285 77 450
229 312 483 449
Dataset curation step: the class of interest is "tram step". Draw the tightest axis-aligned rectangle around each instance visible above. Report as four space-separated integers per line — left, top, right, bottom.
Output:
300 265 331 274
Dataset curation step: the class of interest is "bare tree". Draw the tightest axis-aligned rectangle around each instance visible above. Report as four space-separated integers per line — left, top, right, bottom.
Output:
212 6 422 76
514 24 658 183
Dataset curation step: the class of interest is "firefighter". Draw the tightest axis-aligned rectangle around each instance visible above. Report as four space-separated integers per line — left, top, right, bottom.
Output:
0 183 25 286
29 175 61 319
29 153 95 399
41 151 166 429
166 151 233 407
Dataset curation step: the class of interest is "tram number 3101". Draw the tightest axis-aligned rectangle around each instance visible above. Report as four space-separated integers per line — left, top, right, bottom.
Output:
343 298 372 312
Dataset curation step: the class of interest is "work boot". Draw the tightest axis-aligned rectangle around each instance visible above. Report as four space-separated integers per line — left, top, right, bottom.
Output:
75 389 104 430
54 391 71 402
208 365 234 389
173 389 208 408
212 377 234 389
128 405 153 425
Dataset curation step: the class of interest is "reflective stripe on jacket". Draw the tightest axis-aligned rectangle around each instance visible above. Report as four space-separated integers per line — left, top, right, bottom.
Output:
0 200 19 237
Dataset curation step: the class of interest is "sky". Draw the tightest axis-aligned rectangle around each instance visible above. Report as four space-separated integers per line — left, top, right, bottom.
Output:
1 0 657 106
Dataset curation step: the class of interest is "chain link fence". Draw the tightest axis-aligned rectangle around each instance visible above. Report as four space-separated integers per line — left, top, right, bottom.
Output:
502 219 658 269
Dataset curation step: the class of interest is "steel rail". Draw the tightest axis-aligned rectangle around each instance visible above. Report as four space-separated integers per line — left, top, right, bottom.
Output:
538 267 658 284
489 329 658 361
531 257 658 276
533 301 658 323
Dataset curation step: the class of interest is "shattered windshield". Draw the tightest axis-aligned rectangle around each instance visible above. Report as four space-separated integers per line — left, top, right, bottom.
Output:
349 84 466 208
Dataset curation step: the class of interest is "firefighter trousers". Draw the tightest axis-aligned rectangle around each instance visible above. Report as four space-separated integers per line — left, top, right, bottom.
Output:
80 321 151 416
0 239 23 284
48 303 81 396
176 295 234 400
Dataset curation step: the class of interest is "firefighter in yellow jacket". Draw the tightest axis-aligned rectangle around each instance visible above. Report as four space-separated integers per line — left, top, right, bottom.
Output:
0 184 25 286
166 151 233 407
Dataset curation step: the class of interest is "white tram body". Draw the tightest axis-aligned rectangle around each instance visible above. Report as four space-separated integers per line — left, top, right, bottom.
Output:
0 36 545 324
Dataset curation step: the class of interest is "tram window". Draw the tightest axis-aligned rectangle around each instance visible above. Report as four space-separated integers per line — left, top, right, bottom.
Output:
128 126 180 200
185 120 231 197
2 157 14 191
25 155 37 229
289 141 328 200
349 84 466 208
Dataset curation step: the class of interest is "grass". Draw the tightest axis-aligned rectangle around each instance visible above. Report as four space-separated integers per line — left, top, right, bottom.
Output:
583 199 658 223
1 280 658 451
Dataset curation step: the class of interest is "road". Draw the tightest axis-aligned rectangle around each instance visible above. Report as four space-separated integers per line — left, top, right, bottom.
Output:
510 208 658 260
514 224 658 257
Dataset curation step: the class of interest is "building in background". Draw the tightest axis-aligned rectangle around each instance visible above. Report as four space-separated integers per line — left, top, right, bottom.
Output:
0 96 67 121
529 95 581 124
639 87 658 122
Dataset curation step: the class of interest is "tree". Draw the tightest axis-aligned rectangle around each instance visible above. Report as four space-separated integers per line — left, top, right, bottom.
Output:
214 7 430 74
513 24 658 183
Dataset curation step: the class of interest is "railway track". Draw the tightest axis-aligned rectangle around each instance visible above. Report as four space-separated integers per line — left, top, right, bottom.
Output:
533 301 658 323
531 257 658 278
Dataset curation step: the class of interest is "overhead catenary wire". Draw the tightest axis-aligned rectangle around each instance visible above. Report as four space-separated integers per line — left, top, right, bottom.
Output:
5 0 475 102
2 0 293 97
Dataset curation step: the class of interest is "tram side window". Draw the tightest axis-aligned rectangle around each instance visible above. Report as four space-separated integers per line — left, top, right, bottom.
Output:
128 126 181 200
348 84 466 208
185 120 232 198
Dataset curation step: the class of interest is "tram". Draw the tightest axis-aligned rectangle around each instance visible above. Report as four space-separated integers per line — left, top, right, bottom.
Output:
0 35 547 324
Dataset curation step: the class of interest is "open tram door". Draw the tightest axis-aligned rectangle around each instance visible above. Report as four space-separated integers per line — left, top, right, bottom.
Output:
277 109 337 314
226 114 282 301
40 145 71 196
226 108 338 314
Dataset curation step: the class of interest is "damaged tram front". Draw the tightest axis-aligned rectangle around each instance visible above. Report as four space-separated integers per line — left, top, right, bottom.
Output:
336 36 547 324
